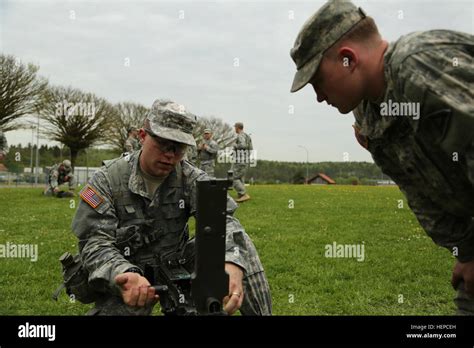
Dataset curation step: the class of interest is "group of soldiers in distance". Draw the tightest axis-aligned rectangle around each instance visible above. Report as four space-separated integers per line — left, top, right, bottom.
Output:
36 122 253 203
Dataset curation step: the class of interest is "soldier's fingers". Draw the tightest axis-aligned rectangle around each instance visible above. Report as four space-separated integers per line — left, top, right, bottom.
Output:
451 263 463 290
463 277 474 297
238 292 244 309
222 295 230 307
127 287 139 307
224 293 240 315
136 286 149 307
145 287 157 306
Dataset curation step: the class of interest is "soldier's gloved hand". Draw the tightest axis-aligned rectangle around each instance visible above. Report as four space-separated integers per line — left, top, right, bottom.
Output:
115 272 159 307
223 263 244 315
451 260 474 296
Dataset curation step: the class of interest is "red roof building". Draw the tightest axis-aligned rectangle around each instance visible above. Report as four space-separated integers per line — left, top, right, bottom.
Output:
307 173 336 185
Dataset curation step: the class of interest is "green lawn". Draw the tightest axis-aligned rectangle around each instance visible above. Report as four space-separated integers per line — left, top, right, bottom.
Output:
0 185 456 315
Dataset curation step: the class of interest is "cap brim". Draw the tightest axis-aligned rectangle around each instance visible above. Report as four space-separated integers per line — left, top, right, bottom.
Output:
290 53 322 93
149 125 196 146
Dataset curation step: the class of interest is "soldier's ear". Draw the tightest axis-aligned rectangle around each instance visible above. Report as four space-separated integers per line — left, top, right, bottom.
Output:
138 129 146 143
338 47 358 71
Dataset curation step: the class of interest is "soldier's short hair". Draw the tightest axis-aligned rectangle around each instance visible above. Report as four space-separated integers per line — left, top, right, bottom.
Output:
325 17 380 58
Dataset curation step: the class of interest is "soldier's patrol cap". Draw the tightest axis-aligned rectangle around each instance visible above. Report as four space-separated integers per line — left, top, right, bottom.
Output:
290 0 367 93
62 159 72 170
234 122 244 129
145 99 197 146
203 128 212 134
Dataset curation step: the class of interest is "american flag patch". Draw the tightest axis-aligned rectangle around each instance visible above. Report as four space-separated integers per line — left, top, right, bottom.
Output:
80 185 104 209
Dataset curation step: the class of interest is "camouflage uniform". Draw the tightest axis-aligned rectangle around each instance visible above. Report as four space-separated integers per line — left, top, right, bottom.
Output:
353 30 474 314
231 132 252 197
0 130 7 158
290 0 474 314
185 145 198 165
124 136 140 153
71 100 272 316
44 162 75 196
198 138 219 177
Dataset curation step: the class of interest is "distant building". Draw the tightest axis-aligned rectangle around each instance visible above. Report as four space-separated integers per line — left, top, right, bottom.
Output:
307 173 336 185
376 179 397 186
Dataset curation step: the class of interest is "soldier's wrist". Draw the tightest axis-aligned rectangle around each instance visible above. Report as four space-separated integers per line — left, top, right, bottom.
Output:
125 267 144 276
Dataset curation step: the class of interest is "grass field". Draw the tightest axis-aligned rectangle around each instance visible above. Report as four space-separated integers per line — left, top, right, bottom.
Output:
0 185 456 315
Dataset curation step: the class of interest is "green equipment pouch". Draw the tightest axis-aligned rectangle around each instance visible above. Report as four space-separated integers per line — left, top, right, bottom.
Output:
52 251 98 304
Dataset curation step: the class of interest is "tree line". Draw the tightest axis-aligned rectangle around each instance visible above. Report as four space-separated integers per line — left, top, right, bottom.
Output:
0 54 235 168
4 144 384 185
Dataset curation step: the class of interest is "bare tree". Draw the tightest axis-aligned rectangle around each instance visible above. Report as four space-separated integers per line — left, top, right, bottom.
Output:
40 86 114 168
193 116 235 148
0 55 48 131
106 102 149 152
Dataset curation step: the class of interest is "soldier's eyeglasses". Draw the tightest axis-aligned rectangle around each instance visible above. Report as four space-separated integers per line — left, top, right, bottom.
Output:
145 129 187 155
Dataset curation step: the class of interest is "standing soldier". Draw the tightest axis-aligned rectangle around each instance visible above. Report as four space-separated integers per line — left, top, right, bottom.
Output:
0 130 7 161
69 99 272 316
124 127 140 153
231 122 252 203
290 0 474 314
44 159 75 197
198 129 219 177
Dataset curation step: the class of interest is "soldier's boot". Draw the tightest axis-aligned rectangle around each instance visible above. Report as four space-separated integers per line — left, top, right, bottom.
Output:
235 194 251 203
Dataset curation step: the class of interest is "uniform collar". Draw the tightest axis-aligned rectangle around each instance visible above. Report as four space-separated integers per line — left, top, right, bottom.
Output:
354 42 399 139
128 150 182 199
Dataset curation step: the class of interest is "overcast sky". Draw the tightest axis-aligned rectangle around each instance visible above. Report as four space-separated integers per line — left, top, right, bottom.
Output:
1 0 472 162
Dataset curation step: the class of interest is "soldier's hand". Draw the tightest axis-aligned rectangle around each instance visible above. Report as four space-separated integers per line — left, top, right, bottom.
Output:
223 263 244 315
451 260 474 296
352 125 368 149
53 187 60 193
115 272 159 307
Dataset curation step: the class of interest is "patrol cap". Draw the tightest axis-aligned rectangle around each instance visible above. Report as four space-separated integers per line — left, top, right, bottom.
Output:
234 122 244 129
62 159 72 170
203 128 212 134
290 0 366 92
145 99 197 146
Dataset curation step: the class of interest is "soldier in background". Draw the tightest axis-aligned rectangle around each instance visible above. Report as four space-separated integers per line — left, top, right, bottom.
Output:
231 122 252 203
71 99 272 316
124 127 140 153
44 159 75 197
197 129 219 177
290 0 474 314
0 130 7 161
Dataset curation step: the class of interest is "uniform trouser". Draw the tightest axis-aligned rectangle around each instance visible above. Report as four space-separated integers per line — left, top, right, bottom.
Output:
231 163 248 196
44 185 61 197
87 242 272 316
199 160 215 177
44 185 73 197
455 281 474 315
